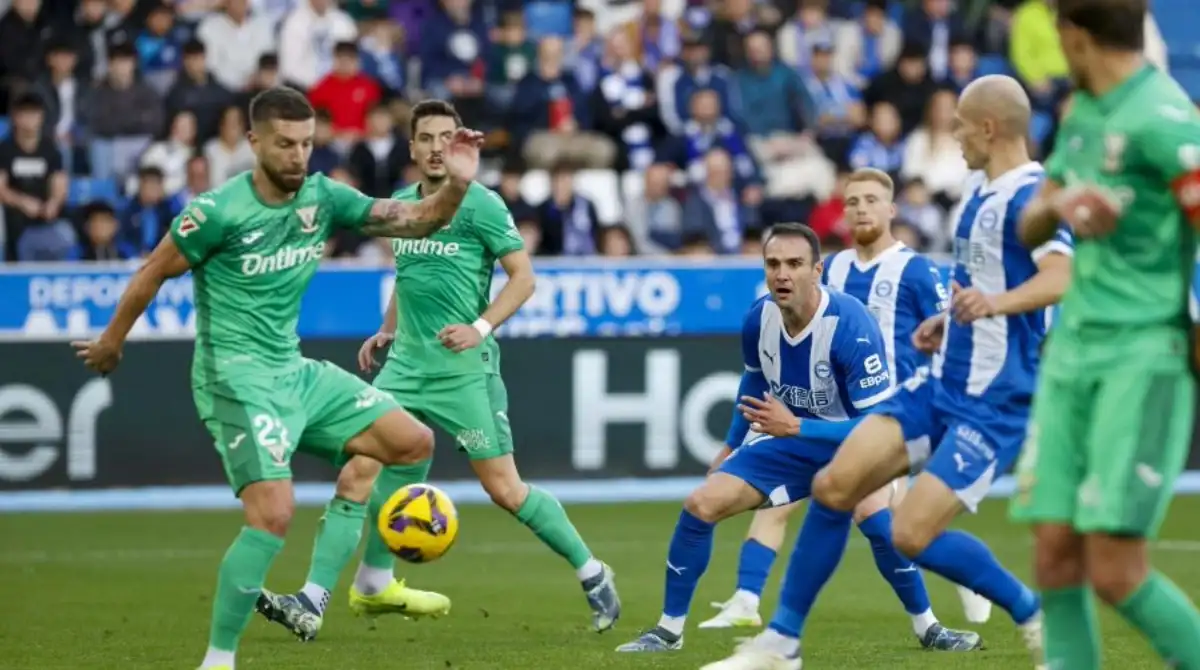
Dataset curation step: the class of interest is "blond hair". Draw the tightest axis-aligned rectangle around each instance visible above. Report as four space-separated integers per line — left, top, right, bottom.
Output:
846 168 895 197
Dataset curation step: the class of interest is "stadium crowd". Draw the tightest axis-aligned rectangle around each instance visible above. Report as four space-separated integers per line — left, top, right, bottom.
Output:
0 0 1177 263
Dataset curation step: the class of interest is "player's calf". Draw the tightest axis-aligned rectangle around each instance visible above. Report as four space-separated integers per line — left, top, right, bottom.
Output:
812 415 909 512
1033 524 1085 591
702 504 796 630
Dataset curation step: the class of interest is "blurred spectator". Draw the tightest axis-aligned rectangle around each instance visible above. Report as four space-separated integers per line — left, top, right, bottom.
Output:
707 0 777 69
620 0 680 73
901 89 967 205
86 42 161 183
180 154 212 202
777 0 837 75
975 0 1014 56
174 0 224 26
308 110 341 176
279 0 357 90
104 0 145 52
204 105 255 186
598 224 636 257
121 165 180 254
629 162 683 254
740 226 763 256
944 39 978 92
892 219 925 249
31 39 86 151
0 0 46 113
593 30 661 171
535 162 602 256
0 94 68 261
358 19 405 98
801 41 865 169
166 39 234 144
849 101 905 180
495 161 538 227
309 41 381 143
832 0 901 88
517 218 542 255
522 0 573 40
196 0 277 93
808 169 850 243
341 0 390 23
69 202 137 261
487 11 535 110
864 42 937 135
681 148 760 255
565 7 604 93
52 0 107 83
657 32 737 135
677 230 716 257
901 0 966 81
512 36 615 170
1009 0 1068 103
896 178 947 251
347 104 408 198
420 0 487 103
136 1 187 95
658 88 759 191
138 110 199 195
235 53 282 114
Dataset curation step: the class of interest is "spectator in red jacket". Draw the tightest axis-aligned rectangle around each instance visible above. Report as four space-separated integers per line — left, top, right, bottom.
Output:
308 40 381 144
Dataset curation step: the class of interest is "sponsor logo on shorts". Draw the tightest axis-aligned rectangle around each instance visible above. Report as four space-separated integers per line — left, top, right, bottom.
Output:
455 428 490 453
353 387 390 409
240 243 326 276
392 238 461 257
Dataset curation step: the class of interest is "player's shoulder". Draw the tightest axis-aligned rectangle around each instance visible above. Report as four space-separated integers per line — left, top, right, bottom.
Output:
183 173 253 226
391 182 420 201
826 287 873 324
467 181 510 211
742 294 772 326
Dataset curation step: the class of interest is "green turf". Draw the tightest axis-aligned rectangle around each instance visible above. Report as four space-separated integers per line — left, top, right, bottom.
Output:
3 496 1198 669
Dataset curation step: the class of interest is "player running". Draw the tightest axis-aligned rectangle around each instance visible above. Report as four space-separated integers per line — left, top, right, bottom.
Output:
701 75 1071 670
71 87 483 670
618 223 945 657
1011 0 1200 666
702 169 983 648
257 100 621 637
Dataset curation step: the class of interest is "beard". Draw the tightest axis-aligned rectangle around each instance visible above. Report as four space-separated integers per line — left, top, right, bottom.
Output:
852 221 885 246
262 162 306 194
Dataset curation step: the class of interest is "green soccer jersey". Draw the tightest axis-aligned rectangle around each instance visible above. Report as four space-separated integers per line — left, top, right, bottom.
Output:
385 181 524 377
169 171 376 386
1047 66 1200 330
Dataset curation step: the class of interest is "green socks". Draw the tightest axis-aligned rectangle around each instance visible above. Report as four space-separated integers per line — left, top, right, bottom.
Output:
1117 571 1200 668
514 485 594 571
208 526 285 652
362 460 433 570
299 496 368 613
1043 586 1101 670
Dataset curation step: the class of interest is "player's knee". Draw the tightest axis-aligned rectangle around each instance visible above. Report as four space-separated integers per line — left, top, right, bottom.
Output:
1085 535 1150 605
812 467 854 512
1032 524 1085 589
683 489 724 524
384 421 435 466
241 480 295 536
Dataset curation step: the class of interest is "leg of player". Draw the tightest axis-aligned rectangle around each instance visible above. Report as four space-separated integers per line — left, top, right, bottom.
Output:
699 503 798 630
350 457 435 604
199 479 294 670
471 453 621 631
616 472 768 652
812 414 912 513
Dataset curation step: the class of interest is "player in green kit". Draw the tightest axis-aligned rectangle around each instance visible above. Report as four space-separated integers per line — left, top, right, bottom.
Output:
1012 0 1200 667
258 100 621 637
72 88 485 670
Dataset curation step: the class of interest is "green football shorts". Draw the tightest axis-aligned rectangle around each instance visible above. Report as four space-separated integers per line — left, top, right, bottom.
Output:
1010 326 1195 538
374 371 514 461
196 358 399 494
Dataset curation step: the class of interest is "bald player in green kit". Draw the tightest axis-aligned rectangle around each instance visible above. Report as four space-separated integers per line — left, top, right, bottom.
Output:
1011 0 1200 667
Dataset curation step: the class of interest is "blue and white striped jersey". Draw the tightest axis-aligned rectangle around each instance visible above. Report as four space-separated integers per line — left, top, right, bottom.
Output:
822 242 950 381
935 162 1073 408
740 287 894 423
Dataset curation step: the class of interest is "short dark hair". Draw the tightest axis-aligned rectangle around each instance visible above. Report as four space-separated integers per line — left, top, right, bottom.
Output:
84 201 117 220
183 38 205 56
333 41 358 57
249 86 315 126
764 223 821 260
409 99 462 137
1056 0 1145 51
258 52 279 70
138 165 165 182
12 93 45 114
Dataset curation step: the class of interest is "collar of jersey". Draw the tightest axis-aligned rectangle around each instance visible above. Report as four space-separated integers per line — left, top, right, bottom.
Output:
781 287 831 347
981 161 1043 195
1092 64 1155 115
851 240 906 271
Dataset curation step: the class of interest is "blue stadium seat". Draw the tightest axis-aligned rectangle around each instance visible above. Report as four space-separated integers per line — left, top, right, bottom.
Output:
1030 111 1054 146
1172 67 1200 101
68 177 121 207
976 55 1012 77
0 117 9 140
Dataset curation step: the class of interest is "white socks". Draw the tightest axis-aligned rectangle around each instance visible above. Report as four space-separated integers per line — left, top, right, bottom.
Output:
354 563 394 596
200 647 234 669
300 582 330 615
657 614 686 636
576 557 604 583
910 608 939 638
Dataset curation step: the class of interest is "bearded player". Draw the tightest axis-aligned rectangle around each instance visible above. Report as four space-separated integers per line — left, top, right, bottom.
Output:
72 87 482 670
702 168 982 650
258 100 621 638
1011 0 1200 666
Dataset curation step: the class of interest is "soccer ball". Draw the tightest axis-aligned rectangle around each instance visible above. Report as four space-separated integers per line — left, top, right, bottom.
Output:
377 484 460 563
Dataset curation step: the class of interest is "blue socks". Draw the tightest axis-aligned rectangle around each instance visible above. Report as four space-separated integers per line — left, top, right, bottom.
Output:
768 501 854 639
911 529 1041 624
662 509 716 619
735 538 777 599
858 509 932 616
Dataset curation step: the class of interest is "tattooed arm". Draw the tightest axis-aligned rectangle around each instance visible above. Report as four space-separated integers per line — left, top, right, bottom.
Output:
361 176 471 238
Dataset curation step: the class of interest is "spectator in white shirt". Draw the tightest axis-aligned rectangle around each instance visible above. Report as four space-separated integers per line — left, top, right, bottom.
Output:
278 0 357 90
197 0 277 92
900 88 967 206
204 105 256 186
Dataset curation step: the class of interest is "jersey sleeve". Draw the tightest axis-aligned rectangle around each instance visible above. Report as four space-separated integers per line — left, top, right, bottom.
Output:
322 175 377 230
741 300 764 372
832 301 894 411
169 195 225 266
726 301 769 448
1140 107 1200 224
904 255 950 320
473 187 525 257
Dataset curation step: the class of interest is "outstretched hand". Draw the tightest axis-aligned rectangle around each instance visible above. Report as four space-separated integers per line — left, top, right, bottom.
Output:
72 337 122 375
444 128 486 184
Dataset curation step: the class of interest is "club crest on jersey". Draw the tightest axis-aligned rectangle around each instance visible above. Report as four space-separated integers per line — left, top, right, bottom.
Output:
1103 134 1126 172
297 205 319 233
873 280 894 297
814 361 833 379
